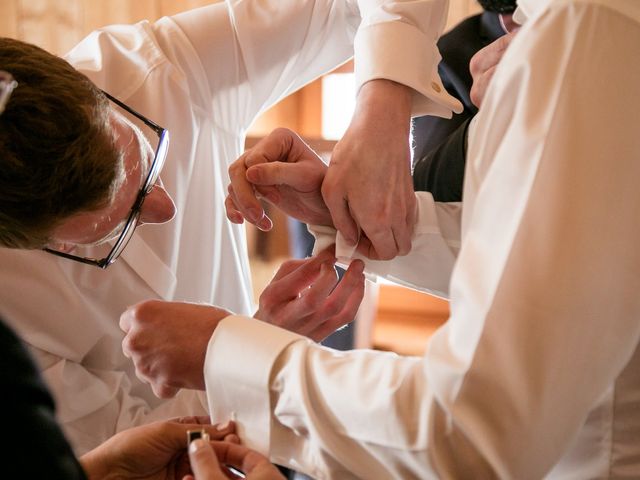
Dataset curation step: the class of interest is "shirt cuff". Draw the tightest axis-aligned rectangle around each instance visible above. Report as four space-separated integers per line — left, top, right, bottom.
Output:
310 191 437 275
354 22 463 118
204 315 304 454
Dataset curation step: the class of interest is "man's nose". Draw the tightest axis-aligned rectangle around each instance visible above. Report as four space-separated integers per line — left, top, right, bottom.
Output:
139 185 176 225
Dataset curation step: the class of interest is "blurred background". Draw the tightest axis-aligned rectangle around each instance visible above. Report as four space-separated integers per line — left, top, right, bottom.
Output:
0 0 482 355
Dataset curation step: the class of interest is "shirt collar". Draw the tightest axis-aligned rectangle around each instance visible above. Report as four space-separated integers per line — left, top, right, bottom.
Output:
513 6 528 25
514 0 553 25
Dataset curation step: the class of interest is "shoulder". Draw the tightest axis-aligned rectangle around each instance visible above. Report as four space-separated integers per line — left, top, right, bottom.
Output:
63 20 180 99
0 319 87 479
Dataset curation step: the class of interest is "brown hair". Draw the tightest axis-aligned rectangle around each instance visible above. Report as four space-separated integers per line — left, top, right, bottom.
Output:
0 37 122 249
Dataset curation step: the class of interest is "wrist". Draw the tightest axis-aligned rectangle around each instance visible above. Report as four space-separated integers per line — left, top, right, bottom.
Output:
356 79 412 120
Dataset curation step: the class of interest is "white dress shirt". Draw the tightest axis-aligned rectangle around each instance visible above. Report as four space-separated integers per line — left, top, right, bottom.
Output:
0 0 455 454
205 1 640 478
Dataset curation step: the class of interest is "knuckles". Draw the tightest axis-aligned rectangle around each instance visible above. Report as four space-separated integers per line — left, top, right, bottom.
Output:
129 299 163 323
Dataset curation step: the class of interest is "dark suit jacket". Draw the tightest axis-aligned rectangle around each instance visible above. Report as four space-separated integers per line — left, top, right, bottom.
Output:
412 11 506 202
0 317 87 479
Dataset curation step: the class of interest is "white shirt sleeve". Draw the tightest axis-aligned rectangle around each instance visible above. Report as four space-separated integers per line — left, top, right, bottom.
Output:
205 4 640 479
310 192 462 298
29 345 209 455
170 0 460 126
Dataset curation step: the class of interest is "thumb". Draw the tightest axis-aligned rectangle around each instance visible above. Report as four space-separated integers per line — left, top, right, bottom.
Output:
189 439 225 479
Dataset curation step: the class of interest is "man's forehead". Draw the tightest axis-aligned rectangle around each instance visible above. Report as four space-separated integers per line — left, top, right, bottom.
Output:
111 111 150 186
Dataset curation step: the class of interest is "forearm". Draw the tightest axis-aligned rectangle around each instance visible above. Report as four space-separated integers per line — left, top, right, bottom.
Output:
355 79 413 129
204 316 431 479
353 0 461 117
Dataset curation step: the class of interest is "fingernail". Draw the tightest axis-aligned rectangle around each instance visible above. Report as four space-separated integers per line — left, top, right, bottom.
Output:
216 420 231 431
189 438 207 454
257 217 273 231
247 208 260 222
246 166 260 181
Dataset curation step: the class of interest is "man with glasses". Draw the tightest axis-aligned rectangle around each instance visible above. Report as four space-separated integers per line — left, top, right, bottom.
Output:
0 0 458 456
43 91 171 268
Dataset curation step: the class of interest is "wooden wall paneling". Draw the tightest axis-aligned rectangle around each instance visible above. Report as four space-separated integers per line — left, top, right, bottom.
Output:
446 0 482 31
81 0 159 35
247 93 301 137
17 0 83 55
0 0 20 39
296 78 323 138
159 0 220 18
373 285 449 355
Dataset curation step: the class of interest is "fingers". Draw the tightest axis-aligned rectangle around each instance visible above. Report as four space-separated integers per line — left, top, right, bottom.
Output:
228 152 267 227
276 258 364 338
168 418 236 442
360 226 397 261
246 160 324 192
390 188 416 257
469 30 518 107
227 183 273 231
244 127 312 169
224 434 241 444
124 354 177 401
356 205 401 260
170 415 212 425
470 65 497 108
269 258 314 283
308 260 365 341
225 186 244 225
255 259 321 322
136 419 236 468
469 30 516 75
280 262 339 322
355 234 376 259
322 185 359 246
209 442 284 478
122 301 222 396
227 127 320 231
188 439 226 480
354 176 415 260
119 307 133 333
264 250 335 299
322 141 414 258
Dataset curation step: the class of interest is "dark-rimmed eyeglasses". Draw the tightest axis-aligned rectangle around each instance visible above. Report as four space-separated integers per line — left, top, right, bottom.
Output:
43 91 170 269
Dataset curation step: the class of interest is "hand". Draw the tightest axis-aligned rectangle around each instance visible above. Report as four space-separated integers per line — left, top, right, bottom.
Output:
321 79 416 260
469 30 518 108
120 300 231 398
255 247 365 341
186 440 285 480
80 417 236 480
226 128 332 229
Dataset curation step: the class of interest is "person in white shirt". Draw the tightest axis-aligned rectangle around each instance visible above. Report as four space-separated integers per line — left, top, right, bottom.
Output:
0 0 459 455
120 0 640 478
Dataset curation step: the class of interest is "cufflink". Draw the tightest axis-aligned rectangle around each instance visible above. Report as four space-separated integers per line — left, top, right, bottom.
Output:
186 429 210 447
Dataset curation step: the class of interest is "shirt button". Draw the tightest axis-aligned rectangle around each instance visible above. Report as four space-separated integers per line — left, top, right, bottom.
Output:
431 81 442 93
